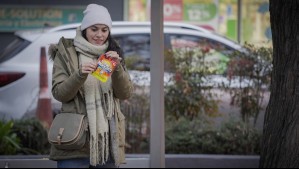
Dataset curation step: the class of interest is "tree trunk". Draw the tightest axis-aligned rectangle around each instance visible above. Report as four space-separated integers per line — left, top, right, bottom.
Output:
260 0 299 168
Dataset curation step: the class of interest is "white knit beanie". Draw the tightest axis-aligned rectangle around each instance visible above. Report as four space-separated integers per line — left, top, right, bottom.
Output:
80 4 112 31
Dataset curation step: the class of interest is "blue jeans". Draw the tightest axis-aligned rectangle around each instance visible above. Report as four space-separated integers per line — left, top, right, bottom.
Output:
57 158 117 168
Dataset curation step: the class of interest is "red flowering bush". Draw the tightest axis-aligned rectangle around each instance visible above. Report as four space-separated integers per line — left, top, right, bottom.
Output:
224 43 272 125
164 48 219 120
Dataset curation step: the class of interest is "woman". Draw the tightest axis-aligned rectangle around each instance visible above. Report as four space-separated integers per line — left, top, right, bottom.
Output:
49 4 133 168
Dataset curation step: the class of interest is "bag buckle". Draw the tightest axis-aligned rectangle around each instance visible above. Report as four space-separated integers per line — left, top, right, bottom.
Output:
57 128 64 145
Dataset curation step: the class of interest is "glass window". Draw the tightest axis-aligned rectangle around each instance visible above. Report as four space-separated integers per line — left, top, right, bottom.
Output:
114 34 150 71
0 37 31 63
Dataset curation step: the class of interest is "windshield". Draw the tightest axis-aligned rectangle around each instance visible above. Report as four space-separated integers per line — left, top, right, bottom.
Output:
0 37 31 63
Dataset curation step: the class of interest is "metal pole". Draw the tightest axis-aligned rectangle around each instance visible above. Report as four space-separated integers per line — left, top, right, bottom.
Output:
237 0 242 43
123 0 129 21
150 0 165 168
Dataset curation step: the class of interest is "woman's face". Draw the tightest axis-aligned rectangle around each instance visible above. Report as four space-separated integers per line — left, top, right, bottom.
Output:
85 24 109 46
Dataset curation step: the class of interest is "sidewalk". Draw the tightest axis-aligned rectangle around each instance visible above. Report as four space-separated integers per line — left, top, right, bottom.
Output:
0 154 259 168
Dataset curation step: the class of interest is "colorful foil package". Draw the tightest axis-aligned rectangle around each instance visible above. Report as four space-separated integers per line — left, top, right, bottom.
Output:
92 54 117 82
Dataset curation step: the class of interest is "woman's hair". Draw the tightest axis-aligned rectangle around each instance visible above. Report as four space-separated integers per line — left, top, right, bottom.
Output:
106 34 125 67
82 30 125 67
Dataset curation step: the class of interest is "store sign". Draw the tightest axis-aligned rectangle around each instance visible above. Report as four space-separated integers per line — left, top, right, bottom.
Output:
162 0 218 31
0 6 84 31
184 0 217 22
164 0 183 21
164 0 217 22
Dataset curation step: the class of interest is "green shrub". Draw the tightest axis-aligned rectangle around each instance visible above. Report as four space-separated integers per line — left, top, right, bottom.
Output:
165 116 261 155
12 118 50 155
0 118 51 155
0 120 21 155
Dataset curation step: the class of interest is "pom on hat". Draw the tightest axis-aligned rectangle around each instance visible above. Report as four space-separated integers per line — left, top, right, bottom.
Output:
81 4 112 31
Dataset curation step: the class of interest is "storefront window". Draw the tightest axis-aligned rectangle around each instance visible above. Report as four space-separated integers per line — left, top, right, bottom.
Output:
125 0 271 46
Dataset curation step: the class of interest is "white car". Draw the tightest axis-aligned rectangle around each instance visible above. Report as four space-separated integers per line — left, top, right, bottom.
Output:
0 21 250 120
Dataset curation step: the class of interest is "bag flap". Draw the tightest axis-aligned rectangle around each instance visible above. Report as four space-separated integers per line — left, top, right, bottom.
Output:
48 113 85 143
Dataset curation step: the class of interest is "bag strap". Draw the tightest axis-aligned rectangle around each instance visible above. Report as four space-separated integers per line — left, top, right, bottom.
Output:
74 96 84 115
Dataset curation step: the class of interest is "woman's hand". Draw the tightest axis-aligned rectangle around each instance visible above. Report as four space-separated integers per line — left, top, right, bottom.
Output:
106 51 122 65
80 61 97 76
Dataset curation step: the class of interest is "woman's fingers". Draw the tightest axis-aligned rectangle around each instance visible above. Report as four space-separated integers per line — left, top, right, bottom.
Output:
106 51 122 61
81 62 97 74
106 51 122 66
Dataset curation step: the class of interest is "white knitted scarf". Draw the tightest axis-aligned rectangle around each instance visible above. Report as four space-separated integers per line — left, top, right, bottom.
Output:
74 27 114 166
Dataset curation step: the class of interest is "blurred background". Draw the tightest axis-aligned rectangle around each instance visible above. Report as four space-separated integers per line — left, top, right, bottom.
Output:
0 0 270 47
0 0 272 158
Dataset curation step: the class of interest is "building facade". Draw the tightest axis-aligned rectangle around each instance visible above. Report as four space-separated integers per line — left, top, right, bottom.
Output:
0 0 124 46
0 0 271 50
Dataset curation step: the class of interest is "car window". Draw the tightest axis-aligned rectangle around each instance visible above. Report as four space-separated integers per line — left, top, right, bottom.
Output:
114 34 151 71
168 34 235 75
0 37 31 63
